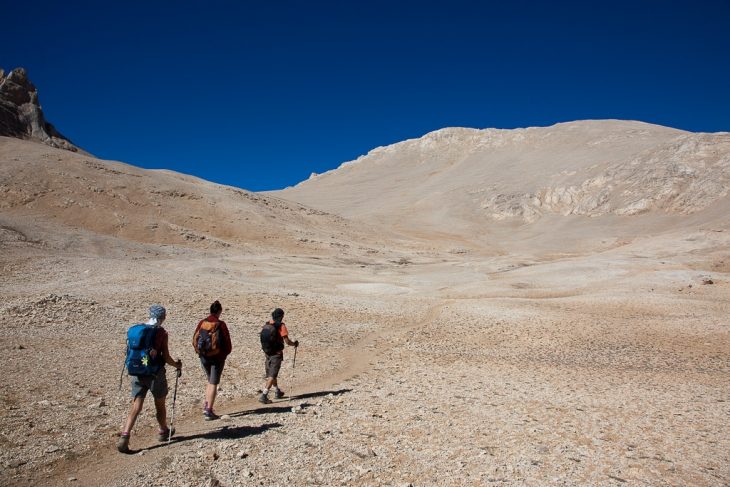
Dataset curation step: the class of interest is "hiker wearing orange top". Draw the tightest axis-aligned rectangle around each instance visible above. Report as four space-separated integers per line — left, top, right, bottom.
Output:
192 300 232 420
259 308 298 404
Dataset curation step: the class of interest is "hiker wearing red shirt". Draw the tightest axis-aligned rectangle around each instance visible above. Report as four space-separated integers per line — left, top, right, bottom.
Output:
192 300 232 420
259 308 298 404
117 305 182 453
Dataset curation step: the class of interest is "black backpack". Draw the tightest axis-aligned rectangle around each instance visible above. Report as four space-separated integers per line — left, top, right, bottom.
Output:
260 321 284 355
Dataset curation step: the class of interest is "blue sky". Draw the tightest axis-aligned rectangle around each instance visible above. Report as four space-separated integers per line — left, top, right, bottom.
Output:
3 1 729 191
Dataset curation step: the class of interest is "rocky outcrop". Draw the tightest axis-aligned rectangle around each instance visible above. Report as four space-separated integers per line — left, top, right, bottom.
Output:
477 133 730 221
0 67 84 152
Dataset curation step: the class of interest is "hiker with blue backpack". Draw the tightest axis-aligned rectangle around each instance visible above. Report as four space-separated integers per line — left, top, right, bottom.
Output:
192 300 232 420
259 308 299 404
117 305 182 453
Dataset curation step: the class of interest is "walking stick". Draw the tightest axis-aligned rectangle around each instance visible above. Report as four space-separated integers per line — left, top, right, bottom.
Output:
292 345 298 369
119 361 125 390
168 368 181 443
119 344 128 391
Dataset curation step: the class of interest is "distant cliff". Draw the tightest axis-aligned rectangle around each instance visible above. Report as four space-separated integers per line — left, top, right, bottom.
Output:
0 67 85 153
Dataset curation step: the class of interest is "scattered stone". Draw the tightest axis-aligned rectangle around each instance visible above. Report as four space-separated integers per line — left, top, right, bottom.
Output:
701 277 714 285
87 398 106 409
355 466 372 476
200 451 220 462
204 477 222 487
238 450 248 459
608 474 627 483
349 447 376 459
67 476 77 482
45 445 60 453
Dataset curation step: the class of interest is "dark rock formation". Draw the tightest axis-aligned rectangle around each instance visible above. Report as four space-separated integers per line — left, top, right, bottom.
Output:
0 67 84 152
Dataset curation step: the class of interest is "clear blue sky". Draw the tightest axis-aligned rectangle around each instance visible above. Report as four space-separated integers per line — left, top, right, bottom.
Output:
3 0 729 191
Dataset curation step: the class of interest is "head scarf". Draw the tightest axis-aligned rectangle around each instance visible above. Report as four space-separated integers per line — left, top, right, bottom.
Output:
149 304 166 325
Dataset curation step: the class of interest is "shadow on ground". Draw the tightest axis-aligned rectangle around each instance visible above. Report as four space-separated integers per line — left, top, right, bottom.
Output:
126 423 282 454
121 389 353 454
228 388 353 418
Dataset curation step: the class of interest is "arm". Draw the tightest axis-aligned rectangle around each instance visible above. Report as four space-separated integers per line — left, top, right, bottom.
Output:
280 323 298 347
284 336 298 347
161 333 182 369
221 321 233 356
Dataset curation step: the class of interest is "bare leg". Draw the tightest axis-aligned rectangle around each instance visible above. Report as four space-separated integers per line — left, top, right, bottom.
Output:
122 396 145 434
153 396 168 429
205 383 218 410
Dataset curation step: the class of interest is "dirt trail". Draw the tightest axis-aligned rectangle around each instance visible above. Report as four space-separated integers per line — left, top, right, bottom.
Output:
38 302 449 486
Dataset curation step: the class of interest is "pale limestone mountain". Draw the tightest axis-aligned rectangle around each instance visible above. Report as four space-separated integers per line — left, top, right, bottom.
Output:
273 120 730 252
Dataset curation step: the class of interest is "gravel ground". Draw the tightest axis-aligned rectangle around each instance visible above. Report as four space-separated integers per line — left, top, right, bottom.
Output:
1 239 728 486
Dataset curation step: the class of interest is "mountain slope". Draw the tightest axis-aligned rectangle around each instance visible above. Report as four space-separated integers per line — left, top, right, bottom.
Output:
0 136 388 258
273 120 730 249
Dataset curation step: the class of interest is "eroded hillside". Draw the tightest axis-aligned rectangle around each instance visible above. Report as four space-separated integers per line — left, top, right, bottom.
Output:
275 121 730 250
0 136 401 260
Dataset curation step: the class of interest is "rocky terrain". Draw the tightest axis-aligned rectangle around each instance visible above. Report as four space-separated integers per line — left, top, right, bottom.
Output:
1 115 729 486
0 68 84 153
276 121 730 253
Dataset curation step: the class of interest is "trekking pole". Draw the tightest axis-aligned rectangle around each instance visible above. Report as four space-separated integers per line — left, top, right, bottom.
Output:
119 345 128 391
292 345 298 369
118 361 125 391
168 368 181 443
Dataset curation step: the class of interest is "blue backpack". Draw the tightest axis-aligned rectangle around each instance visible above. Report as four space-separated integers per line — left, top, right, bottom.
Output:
125 324 162 376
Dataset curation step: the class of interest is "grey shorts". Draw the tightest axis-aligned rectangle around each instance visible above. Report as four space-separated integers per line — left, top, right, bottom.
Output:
200 357 225 385
130 368 168 399
265 354 283 379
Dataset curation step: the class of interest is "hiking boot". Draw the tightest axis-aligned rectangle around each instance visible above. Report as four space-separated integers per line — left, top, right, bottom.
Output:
158 426 175 442
274 389 286 399
258 393 272 404
203 408 220 421
116 433 130 453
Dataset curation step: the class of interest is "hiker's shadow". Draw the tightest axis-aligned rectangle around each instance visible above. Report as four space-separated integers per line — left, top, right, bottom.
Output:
290 388 352 401
130 422 282 454
228 388 353 418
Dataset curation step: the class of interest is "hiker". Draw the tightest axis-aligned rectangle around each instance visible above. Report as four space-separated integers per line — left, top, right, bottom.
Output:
192 300 232 420
259 307 298 404
117 305 182 453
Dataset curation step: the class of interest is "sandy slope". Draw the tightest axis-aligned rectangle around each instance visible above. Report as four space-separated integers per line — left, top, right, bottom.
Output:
274 120 730 251
1 129 729 486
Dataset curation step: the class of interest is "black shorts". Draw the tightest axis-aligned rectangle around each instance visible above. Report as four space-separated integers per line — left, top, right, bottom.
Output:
265 354 283 379
200 357 225 385
130 368 168 399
